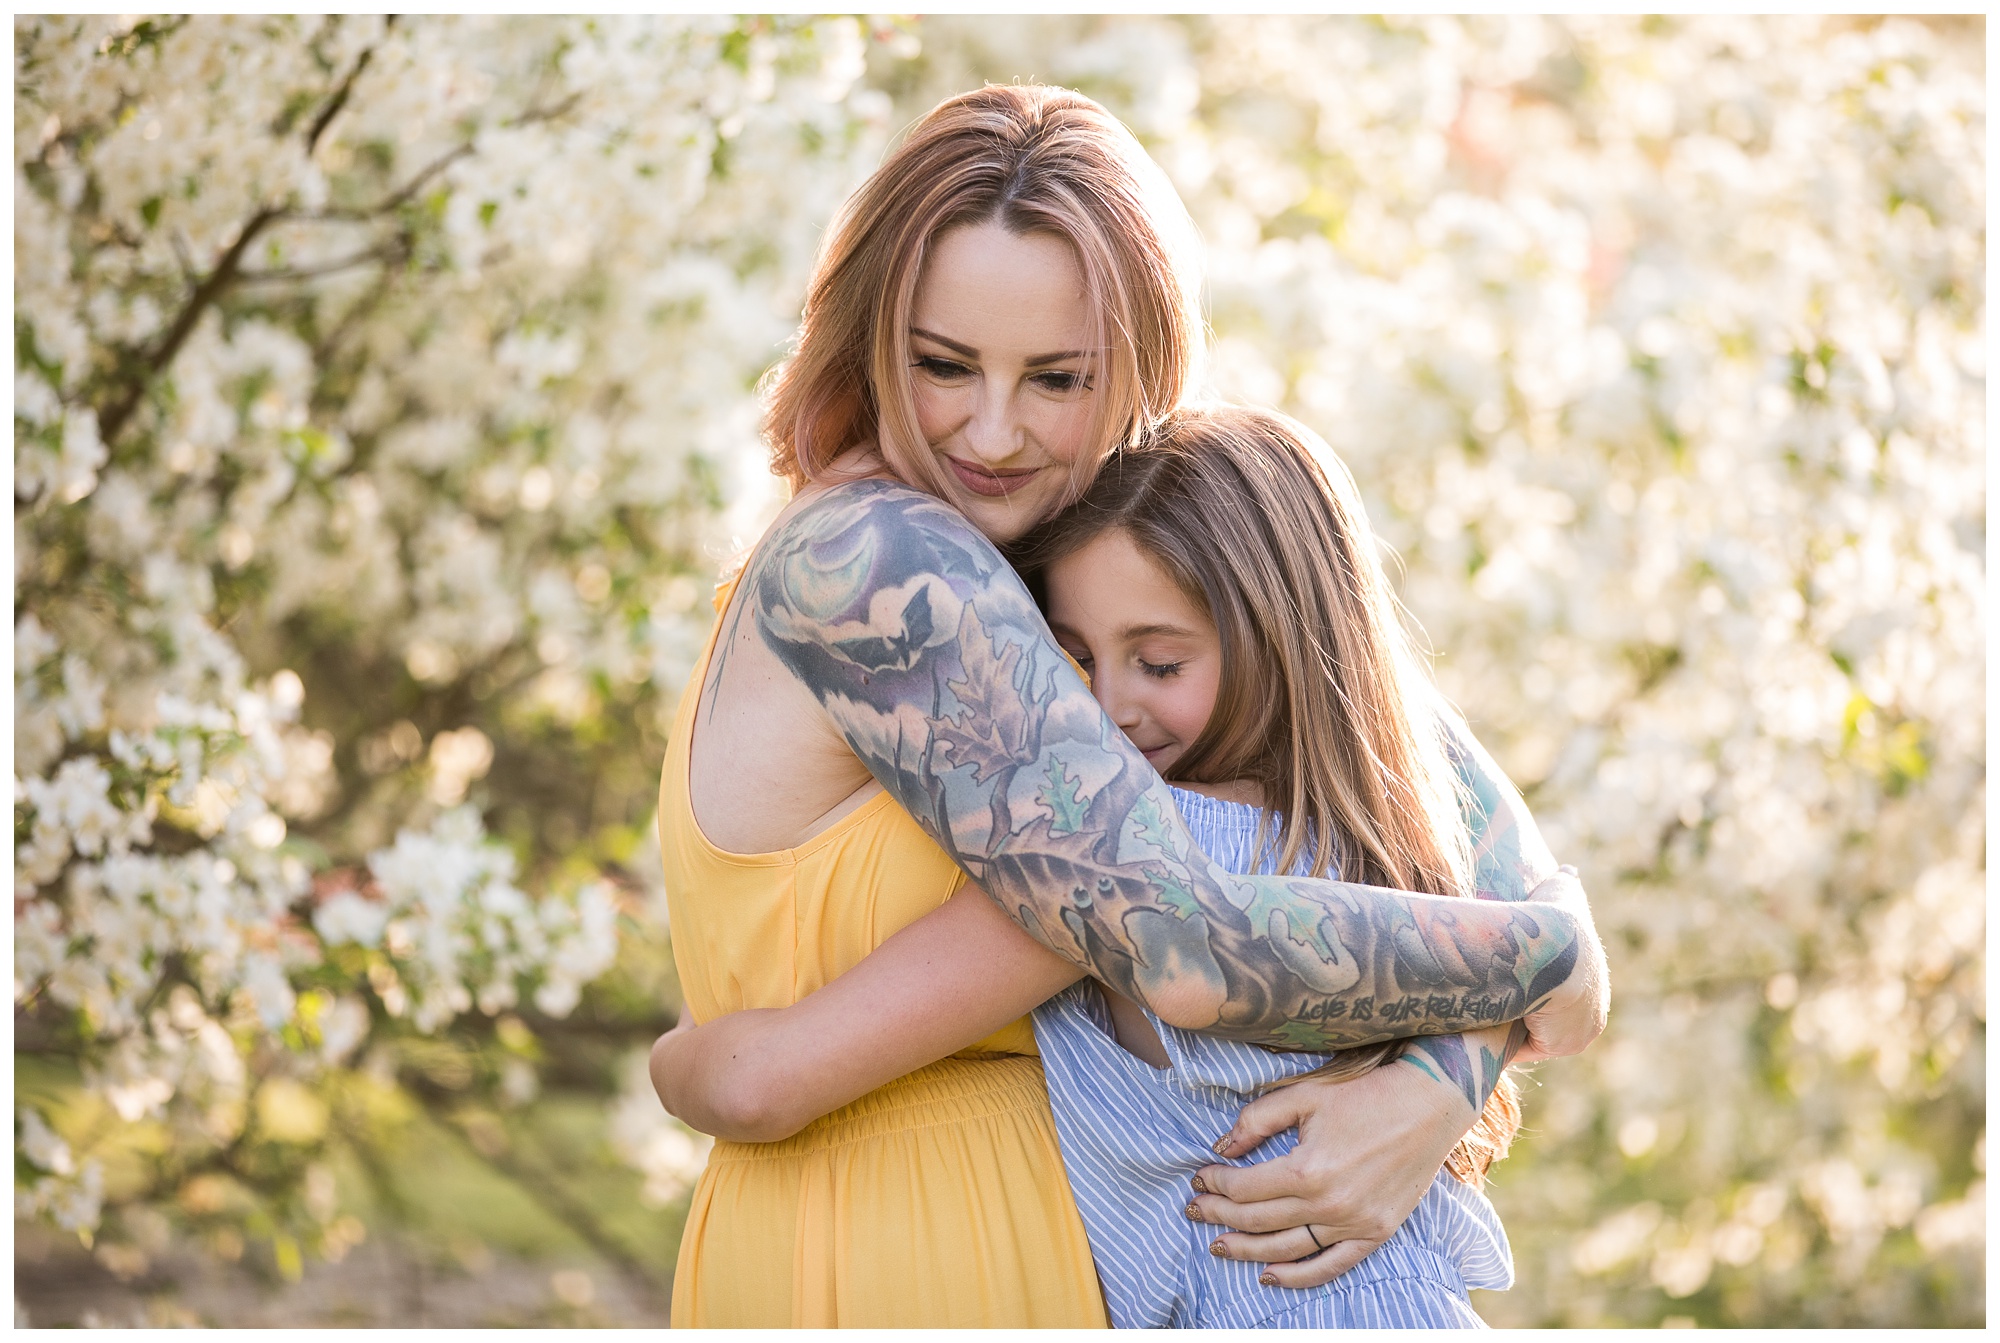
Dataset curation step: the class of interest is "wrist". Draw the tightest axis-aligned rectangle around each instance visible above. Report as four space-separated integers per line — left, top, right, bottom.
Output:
1392 1036 1493 1137
1387 1050 1481 1134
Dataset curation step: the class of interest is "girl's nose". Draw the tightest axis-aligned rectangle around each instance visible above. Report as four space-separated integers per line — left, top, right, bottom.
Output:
1097 679 1143 733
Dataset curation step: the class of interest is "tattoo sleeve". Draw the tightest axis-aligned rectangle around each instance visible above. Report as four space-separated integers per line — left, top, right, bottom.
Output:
1395 713 1559 1111
742 481 1583 1050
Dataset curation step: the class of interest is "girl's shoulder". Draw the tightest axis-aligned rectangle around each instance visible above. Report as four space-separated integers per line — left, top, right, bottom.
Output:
1164 784 1321 881
1164 783 1269 836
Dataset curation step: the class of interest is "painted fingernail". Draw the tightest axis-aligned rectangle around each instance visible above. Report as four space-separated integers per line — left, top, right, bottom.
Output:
1184 1203 1203 1224
1260 1273 1278 1288
1210 1240 1227 1258
1190 1175 1207 1194
1212 1136 1233 1156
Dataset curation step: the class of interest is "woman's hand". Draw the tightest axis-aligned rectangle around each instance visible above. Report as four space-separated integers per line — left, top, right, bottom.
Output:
1184 1056 1475 1287
1515 866 1611 1063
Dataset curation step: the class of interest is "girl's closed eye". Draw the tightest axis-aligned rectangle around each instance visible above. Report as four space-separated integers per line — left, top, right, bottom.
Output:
1040 528 1224 780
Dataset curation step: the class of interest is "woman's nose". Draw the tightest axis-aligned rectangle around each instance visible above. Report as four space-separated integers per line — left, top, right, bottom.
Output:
960 387 1023 464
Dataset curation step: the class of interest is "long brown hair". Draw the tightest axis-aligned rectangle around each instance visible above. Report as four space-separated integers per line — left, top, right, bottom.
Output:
762 84 1204 508
1011 403 1520 1186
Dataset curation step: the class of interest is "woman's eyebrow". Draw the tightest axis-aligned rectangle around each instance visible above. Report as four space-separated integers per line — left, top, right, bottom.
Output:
910 326 977 357
910 327 1090 366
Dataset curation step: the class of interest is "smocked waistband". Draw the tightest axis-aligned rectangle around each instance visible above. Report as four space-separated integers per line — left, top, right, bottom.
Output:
707 1054 1050 1163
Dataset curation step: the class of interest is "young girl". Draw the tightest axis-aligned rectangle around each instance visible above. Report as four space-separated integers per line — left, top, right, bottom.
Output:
1010 403 1533 1327
655 401 1576 1327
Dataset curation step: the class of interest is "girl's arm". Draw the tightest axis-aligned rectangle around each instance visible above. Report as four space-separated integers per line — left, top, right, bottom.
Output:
733 480 1607 1051
651 884 1079 1142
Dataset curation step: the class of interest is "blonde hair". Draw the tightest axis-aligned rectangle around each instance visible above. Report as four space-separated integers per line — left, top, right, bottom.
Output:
1011 403 1519 1186
763 84 1204 508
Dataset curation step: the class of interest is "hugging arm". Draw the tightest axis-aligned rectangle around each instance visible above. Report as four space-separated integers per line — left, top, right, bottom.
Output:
1396 712 1604 1110
738 480 1598 1049
1191 713 1609 1286
652 885 1079 1142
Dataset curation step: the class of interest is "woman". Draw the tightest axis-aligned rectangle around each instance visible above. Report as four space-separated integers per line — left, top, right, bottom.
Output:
659 83 1608 1327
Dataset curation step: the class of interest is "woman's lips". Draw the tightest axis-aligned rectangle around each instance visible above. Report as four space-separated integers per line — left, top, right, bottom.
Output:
945 455 1041 498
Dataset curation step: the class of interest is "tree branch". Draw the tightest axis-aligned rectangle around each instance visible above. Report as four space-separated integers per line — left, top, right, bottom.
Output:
95 206 280 446
236 242 405 285
305 21 388 156
91 29 395 448
288 141 476 224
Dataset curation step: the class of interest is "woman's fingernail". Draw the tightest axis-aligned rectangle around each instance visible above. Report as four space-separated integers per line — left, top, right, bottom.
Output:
1212 1136 1233 1156
1259 1273 1278 1288
1190 1175 1207 1194
1184 1203 1203 1224
1210 1240 1227 1258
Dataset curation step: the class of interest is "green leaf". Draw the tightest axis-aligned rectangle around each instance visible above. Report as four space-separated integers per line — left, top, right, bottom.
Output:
1129 791 1183 864
1152 867 1201 921
1268 1019 1330 1051
1037 757 1089 836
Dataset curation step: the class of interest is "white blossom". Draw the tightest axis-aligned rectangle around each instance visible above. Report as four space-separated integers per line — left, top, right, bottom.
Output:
12 16 1978 1323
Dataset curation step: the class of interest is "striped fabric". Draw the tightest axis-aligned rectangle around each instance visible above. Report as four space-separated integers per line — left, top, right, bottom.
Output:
1032 786 1512 1329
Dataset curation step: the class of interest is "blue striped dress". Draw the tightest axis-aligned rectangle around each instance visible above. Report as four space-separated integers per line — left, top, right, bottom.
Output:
1031 787 1512 1329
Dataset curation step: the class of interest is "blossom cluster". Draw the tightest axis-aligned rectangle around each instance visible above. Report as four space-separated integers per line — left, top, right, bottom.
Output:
316 807 619 1030
13 14 1980 1326
15 12 888 1270
896 15 1979 1326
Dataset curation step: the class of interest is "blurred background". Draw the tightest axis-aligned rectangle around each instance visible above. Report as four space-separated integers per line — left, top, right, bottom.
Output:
13 15 1983 1328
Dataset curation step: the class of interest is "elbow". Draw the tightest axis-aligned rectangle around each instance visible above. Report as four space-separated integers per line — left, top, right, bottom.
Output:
648 1028 687 1116
648 1029 807 1144
1138 976 1228 1035
708 1073 809 1144
1537 941 1612 1061
1574 916 1613 1050
1585 956 1613 1050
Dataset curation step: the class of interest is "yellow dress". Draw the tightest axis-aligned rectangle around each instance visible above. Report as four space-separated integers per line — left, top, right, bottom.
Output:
659 575 1108 1329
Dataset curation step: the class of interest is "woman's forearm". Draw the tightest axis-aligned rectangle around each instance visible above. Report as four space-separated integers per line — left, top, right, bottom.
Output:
1400 1021 1530 1117
650 885 1082 1142
742 481 1598 1049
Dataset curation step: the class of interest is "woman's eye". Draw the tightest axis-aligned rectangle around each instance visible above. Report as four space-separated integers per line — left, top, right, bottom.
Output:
1031 370 1091 394
1136 658 1184 680
913 356 972 380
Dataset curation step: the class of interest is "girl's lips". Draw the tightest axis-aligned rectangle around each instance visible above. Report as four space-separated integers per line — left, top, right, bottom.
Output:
945 455 1040 498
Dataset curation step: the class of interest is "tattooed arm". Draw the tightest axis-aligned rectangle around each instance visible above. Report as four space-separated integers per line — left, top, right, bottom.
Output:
741 480 1604 1051
1396 709 1586 1113
1190 710 1605 1286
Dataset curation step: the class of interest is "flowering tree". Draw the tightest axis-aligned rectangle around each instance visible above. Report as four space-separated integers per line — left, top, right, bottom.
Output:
16 14 1983 1327
884 14 1983 1326
15 13 892 1297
